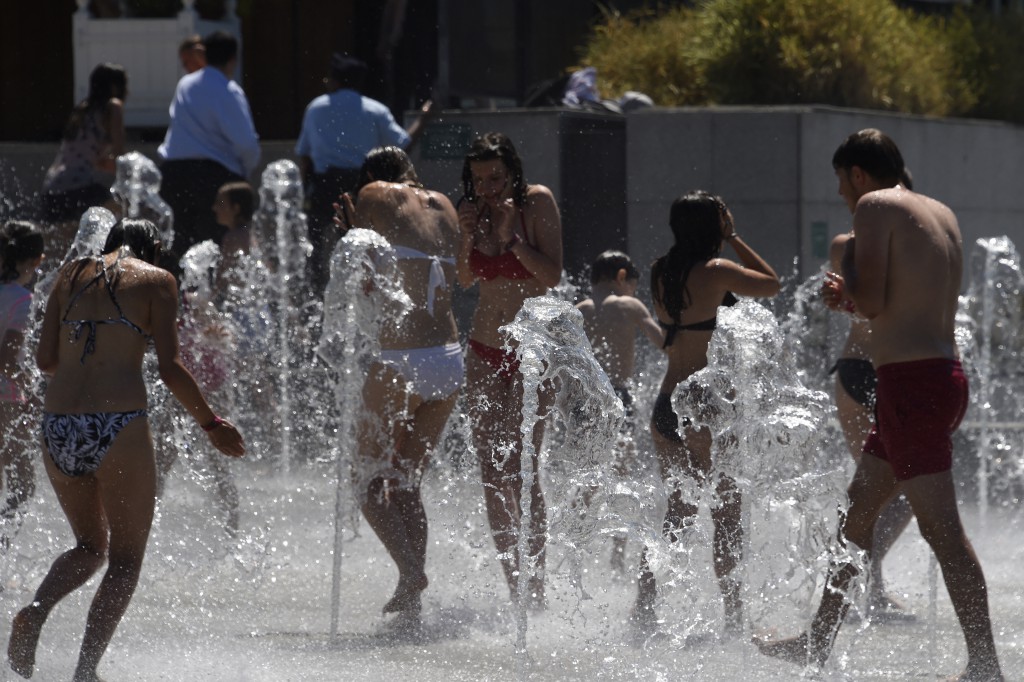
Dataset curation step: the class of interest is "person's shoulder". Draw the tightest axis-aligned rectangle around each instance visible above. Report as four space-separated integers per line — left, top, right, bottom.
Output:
359 93 391 113
126 259 177 291
524 184 558 211
575 297 595 311
525 184 555 200
426 189 456 212
357 180 400 202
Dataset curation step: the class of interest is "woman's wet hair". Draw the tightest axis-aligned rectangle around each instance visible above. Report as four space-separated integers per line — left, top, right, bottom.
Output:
102 218 161 265
357 146 421 192
64 63 127 141
590 250 639 285
651 190 728 321
0 221 45 283
461 132 527 206
832 128 906 187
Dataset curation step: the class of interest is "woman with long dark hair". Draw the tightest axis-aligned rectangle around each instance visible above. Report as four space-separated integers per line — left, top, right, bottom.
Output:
455 132 562 608
40 63 128 234
7 218 243 681
638 191 779 634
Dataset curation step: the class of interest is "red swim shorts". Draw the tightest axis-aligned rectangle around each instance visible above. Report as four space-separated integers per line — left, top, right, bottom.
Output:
862 358 968 481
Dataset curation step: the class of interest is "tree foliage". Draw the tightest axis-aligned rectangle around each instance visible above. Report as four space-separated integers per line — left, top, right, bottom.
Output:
578 0 1024 122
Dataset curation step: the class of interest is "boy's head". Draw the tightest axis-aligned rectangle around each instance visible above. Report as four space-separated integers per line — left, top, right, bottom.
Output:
213 182 255 229
831 128 905 187
590 250 639 289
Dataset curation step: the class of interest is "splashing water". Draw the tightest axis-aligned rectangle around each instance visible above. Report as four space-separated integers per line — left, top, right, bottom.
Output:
672 299 850 637
5 164 1024 679
319 227 413 635
956 237 1024 524
502 297 630 658
113 151 174 247
253 160 315 472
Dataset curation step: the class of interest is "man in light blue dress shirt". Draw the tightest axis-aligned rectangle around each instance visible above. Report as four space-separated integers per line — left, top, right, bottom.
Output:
158 31 260 276
295 53 433 298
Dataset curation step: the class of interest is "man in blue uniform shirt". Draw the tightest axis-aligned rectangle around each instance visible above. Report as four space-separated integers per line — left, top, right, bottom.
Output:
159 30 260 276
295 53 433 298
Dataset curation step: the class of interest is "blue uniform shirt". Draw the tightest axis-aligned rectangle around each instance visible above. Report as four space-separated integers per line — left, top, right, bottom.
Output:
294 89 411 174
158 67 261 178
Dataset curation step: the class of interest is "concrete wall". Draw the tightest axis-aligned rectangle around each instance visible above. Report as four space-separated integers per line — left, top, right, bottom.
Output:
628 106 1024 286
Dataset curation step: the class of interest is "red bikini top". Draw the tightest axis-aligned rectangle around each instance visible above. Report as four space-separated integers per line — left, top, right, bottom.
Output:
469 210 535 281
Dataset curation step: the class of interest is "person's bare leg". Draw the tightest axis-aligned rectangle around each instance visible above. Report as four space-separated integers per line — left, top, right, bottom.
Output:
8 449 109 679
835 382 914 612
634 427 702 631
362 478 427 614
711 474 743 634
383 393 461 613
468 354 528 599
901 472 1003 681
72 418 155 682
757 453 898 666
357 366 428 614
0 405 36 516
868 493 914 610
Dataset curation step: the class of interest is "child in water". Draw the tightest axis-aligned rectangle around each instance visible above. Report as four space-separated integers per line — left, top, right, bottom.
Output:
575 250 664 572
0 222 45 522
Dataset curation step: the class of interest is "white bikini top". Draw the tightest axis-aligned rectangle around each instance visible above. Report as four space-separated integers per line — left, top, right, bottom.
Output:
393 244 455 315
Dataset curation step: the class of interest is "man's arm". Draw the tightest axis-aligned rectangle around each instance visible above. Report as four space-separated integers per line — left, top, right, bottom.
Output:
627 298 666 350
846 197 891 319
222 87 261 177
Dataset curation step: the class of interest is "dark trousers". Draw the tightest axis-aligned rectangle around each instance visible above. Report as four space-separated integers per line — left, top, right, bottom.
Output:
306 166 360 299
160 159 242 278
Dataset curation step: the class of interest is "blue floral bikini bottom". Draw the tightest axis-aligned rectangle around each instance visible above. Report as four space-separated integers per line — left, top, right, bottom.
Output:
42 410 148 477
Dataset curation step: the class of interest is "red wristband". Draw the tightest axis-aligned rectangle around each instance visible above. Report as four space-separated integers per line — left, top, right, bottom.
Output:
202 415 225 432
842 300 856 314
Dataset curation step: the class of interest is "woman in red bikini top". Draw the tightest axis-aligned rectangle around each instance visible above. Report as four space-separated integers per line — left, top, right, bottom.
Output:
454 132 562 606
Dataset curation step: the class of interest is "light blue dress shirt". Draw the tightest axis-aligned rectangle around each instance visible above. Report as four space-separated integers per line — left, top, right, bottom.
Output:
158 67 261 178
294 89 411 173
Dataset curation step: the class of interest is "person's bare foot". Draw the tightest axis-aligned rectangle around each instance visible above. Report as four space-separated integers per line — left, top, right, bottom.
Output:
867 592 916 623
754 631 816 666
382 572 427 614
8 604 45 679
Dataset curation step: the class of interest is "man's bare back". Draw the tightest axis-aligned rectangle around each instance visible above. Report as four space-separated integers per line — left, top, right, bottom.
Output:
845 187 961 366
575 254 663 388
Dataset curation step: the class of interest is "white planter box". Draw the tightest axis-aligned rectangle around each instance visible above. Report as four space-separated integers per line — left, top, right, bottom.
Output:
72 1 240 127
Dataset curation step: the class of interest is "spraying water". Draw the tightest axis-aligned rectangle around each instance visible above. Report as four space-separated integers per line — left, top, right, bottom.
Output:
253 160 312 473
113 151 174 248
319 227 413 636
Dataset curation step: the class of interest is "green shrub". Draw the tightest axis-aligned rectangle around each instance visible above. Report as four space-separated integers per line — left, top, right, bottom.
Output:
955 10 1024 124
577 0 1009 119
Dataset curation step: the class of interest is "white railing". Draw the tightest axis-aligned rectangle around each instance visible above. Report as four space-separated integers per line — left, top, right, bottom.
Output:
72 0 241 127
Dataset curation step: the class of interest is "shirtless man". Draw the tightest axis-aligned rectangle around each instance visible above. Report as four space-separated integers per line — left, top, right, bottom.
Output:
575 250 664 571
758 129 1003 681
827 230 915 621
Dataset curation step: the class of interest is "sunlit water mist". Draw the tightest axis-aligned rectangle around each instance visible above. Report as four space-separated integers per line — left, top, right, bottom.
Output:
113 151 174 247
956 237 1024 521
673 300 850 640
3 188 1024 679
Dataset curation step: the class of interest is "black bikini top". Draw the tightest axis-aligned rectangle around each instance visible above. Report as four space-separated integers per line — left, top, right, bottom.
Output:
61 254 150 363
660 292 738 348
